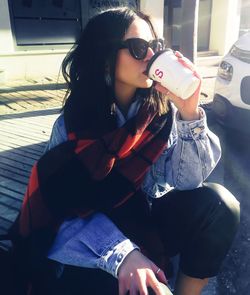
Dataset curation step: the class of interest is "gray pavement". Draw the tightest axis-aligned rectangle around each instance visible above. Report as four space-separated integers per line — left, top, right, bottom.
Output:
205 117 250 295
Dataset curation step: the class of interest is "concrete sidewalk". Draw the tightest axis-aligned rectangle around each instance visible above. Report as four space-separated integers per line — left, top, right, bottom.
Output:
198 65 218 105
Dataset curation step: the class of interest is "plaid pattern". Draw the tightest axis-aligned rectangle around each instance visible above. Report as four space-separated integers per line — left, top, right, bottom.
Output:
18 101 173 237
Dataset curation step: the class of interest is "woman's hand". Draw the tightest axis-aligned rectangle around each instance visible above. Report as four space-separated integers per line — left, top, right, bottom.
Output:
118 250 168 295
155 51 202 121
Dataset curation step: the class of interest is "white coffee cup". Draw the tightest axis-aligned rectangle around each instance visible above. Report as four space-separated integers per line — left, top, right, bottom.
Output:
146 49 200 99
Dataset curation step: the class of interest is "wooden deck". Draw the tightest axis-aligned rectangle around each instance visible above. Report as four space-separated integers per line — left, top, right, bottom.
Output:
0 108 60 250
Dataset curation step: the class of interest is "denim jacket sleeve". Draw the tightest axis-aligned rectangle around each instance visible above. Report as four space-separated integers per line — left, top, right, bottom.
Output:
142 106 221 198
45 115 139 278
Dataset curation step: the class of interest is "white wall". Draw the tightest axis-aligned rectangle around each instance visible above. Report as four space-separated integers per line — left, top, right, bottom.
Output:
0 51 67 81
140 0 164 37
210 0 241 55
0 0 14 53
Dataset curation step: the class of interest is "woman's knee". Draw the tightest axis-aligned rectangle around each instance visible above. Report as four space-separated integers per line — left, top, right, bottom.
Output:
179 183 240 278
202 182 240 231
182 182 240 247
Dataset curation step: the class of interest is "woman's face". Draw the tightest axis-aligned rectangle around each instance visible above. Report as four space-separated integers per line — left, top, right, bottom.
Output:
115 17 155 98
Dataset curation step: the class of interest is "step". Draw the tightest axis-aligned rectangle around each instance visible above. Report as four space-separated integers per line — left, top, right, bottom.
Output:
196 55 223 67
197 50 219 57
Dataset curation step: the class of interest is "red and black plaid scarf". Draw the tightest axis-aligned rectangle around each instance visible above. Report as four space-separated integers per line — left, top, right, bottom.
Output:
17 100 172 238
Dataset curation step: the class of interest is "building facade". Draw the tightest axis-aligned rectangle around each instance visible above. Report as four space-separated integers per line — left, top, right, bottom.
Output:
0 0 247 81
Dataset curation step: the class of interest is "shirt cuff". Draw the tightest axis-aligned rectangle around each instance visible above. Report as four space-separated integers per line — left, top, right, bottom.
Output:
98 239 140 278
176 107 207 140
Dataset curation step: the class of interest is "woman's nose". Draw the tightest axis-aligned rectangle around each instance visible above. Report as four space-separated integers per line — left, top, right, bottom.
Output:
144 47 154 61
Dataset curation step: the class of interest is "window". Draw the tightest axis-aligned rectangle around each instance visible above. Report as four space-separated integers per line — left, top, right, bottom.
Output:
9 0 82 47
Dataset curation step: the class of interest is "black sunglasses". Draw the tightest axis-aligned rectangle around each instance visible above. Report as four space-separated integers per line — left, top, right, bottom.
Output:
118 38 165 60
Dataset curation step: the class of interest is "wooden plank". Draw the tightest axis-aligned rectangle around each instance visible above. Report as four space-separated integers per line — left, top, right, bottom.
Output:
0 129 47 146
0 217 13 231
0 142 43 157
0 185 24 201
0 219 13 249
23 91 55 108
0 156 33 173
0 109 59 120
11 91 46 108
0 131 46 148
0 162 30 178
0 94 27 111
6 92 36 109
0 177 27 194
0 157 32 173
0 240 12 251
0 195 22 211
0 147 37 164
0 217 14 245
0 152 36 167
0 146 40 161
0 203 19 222
43 90 65 104
0 114 57 129
34 89 63 103
0 123 49 142
0 136 46 153
0 242 11 250
0 120 54 136
0 168 29 185
0 120 53 137
0 104 13 113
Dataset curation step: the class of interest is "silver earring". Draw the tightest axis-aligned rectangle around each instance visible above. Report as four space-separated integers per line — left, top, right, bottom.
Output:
105 73 112 86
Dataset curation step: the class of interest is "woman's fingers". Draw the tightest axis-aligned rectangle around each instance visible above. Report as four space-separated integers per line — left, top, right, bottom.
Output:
129 287 138 295
154 83 181 102
118 280 127 295
119 271 167 295
150 263 168 285
118 250 169 295
156 269 168 285
133 270 165 295
130 274 148 295
154 83 183 105
154 83 171 96
119 271 152 295
147 272 165 295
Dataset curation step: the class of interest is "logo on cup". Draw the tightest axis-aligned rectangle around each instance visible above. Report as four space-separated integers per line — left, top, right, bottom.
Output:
155 69 164 79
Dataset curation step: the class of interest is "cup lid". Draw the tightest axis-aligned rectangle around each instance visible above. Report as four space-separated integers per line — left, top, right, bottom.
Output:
145 48 173 75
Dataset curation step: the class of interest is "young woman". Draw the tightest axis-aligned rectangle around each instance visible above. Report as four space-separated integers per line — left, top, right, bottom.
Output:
14 6 240 295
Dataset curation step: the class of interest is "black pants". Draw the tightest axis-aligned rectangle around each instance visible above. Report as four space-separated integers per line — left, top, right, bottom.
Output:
32 183 240 295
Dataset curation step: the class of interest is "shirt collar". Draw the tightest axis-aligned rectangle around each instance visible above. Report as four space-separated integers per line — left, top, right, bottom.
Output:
115 99 141 127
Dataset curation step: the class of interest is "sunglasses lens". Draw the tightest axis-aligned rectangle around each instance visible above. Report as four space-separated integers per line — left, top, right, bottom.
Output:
130 39 148 60
121 38 165 60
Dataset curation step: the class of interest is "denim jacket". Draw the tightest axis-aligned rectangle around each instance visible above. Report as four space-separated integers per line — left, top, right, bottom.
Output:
46 100 221 278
